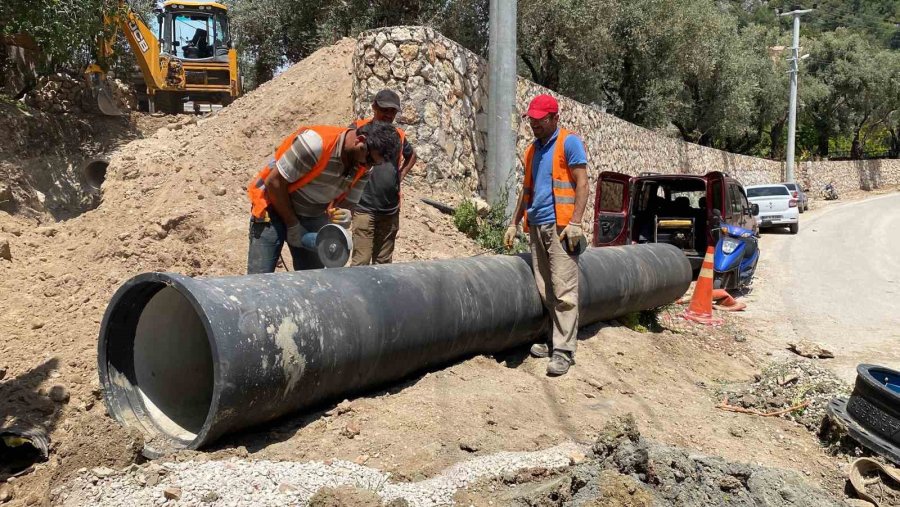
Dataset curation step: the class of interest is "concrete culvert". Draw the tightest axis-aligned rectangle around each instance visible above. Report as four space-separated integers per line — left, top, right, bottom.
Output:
98 245 692 453
82 159 109 193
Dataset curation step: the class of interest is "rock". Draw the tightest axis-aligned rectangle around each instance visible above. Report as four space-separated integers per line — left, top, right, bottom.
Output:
374 32 388 50
399 44 419 61
146 473 159 487
278 483 297 494
0 238 10 261
354 454 370 465
767 395 788 408
0 484 12 503
1 224 21 237
458 440 478 452
728 426 746 438
389 59 407 80
586 378 605 390
778 373 799 386
788 340 834 359
718 475 744 491
737 394 760 408
36 226 57 237
213 187 227 197
49 385 70 403
91 466 116 479
424 102 440 127
201 491 220 503
341 421 361 439
391 27 413 42
163 487 182 501
373 59 391 80
568 451 587 465
380 42 398 61
326 400 353 416
200 491 220 503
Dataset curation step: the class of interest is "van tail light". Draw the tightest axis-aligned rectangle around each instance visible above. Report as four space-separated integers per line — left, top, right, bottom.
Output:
791 191 798 198
789 199 798 208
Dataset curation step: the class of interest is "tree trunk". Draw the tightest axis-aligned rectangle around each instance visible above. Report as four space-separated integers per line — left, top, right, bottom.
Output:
890 128 899 159
769 121 785 160
851 129 863 159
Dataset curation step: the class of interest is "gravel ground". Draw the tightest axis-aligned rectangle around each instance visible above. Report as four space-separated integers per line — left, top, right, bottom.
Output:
715 359 851 431
57 442 584 506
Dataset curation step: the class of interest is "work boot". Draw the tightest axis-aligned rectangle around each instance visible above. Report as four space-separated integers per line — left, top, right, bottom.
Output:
547 351 573 376
530 343 550 358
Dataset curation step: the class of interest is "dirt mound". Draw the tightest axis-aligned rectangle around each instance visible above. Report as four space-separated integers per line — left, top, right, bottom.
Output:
0 36 480 504
487 416 842 506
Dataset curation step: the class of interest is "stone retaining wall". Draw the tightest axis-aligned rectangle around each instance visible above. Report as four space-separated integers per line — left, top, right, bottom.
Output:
352 26 900 227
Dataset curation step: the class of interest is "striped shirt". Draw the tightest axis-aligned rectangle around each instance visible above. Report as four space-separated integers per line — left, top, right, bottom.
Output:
275 129 369 217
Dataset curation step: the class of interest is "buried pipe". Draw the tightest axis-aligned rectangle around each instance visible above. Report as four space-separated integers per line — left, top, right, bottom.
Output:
81 159 109 193
97 244 691 452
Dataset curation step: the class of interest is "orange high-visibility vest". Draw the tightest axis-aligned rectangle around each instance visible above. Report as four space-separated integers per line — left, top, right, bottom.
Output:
522 128 576 228
246 125 367 219
354 118 406 166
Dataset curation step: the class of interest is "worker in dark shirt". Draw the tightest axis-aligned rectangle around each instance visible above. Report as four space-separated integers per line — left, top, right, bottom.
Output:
350 89 417 265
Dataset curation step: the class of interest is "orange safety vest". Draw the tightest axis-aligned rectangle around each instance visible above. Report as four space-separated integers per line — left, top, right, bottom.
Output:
522 128 576 228
353 118 406 166
246 125 367 219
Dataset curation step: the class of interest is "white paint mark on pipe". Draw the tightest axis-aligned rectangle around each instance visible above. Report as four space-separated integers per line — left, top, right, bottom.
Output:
274 317 305 396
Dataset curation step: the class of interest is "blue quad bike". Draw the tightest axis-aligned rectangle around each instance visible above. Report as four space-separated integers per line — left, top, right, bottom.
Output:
711 222 760 291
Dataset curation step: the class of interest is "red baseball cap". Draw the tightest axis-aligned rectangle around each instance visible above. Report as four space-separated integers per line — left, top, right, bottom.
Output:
524 94 559 119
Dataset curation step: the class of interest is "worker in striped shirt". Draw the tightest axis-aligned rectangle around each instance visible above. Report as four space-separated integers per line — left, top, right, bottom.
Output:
246 121 400 273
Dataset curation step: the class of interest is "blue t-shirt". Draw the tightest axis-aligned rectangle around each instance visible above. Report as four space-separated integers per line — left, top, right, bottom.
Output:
526 129 588 225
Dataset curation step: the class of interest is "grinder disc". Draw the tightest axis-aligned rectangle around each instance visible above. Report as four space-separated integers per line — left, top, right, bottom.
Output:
316 224 352 268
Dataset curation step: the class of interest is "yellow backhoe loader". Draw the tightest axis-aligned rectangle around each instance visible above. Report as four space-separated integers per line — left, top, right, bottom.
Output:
85 0 241 115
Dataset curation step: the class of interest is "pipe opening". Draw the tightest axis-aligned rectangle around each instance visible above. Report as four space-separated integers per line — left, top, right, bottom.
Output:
82 160 108 192
104 282 214 443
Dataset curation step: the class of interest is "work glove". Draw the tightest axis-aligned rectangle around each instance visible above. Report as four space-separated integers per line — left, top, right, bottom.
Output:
285 222 307 249
559 222 585 253
329 208 351 229
503 224 519 250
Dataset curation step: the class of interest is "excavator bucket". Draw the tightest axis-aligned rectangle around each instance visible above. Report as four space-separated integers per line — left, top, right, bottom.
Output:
85 67 123 116
95 80 124 116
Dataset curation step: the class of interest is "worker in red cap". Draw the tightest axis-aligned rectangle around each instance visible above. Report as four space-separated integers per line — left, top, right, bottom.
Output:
504 94 589 376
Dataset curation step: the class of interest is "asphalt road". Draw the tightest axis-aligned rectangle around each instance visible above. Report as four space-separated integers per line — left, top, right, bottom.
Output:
750 192 900 382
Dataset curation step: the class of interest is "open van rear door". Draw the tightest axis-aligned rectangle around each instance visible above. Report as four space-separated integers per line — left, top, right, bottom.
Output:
593 171 632 246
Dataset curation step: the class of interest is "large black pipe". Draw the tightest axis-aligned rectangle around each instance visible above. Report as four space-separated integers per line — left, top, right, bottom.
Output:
98 244 690 451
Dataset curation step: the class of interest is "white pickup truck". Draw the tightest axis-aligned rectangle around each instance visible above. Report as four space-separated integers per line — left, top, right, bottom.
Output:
745 184 799 234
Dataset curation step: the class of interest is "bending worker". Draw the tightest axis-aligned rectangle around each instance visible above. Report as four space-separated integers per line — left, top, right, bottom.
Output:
504 94 589 377
246 122 400 273
350 89 417 266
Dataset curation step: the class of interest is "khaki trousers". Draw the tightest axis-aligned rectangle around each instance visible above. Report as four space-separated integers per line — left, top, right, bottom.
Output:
351 211 400 266
529 224 580 355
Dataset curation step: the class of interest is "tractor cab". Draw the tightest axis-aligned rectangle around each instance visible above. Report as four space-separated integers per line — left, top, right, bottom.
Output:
156 1 231 62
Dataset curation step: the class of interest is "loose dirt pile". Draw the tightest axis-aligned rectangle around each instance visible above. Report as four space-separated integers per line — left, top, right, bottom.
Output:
463 415 842 506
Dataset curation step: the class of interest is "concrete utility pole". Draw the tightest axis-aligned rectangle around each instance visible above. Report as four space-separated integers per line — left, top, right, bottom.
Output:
780 6 813 183
487 0 518 214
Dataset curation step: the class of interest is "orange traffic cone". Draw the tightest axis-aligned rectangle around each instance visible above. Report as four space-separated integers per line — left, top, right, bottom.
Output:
712 289 747 312
683 247 724 325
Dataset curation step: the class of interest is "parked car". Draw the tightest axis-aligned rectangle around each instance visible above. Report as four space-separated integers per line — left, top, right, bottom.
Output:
745 184 799 234
781 182 808 212
593 171 759 271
